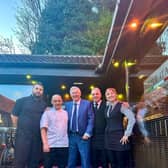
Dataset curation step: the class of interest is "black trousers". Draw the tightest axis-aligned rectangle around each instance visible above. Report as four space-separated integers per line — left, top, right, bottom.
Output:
91 148 108 168
15 132 42 168
43 147 68 168
106 150 126 168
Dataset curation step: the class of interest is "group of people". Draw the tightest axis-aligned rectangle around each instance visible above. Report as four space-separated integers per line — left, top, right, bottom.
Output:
11 83 137 168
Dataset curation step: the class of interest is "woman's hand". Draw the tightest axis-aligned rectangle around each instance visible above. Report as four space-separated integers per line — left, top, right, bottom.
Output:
120 135 129 145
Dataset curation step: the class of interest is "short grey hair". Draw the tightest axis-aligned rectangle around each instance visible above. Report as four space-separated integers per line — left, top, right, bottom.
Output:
70 86 81 94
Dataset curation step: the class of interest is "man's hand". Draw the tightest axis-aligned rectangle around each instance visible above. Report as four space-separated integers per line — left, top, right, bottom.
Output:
43 143 50 152
82 134 89 140
120 135 129 145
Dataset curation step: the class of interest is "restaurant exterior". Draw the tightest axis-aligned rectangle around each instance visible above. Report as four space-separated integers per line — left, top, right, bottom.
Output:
144 60 168 118
135 60 168 168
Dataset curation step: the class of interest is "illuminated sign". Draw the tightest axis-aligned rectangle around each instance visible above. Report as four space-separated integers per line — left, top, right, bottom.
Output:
144 60 168 93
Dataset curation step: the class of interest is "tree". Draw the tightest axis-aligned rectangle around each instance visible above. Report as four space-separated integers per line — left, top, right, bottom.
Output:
0 35 15 54
82 10 112 55
91 0 117 11
15 0 115 55
32 0 99 55
14 0 47 53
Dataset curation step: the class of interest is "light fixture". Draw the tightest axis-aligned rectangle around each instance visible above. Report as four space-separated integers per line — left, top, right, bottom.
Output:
26 74 31 79
113 61 120 68
31 80 37 85
118 94 124 100
64 93 70 100
73 82 84 85
138 74 145 79
140 18 163 34
125 61 136 67
149 22 163 29
61 84 66 90
129 20 139 30
88 94 92 101
89 85 95 90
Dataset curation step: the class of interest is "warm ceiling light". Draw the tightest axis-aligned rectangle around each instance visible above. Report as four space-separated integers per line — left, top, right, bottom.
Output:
118 94 124 100
64 93 70 100
140 18 163 34
26 74 31 79
113 61 120 68
61 84 66 90
130 22 137 28
31 80 37 85
129 20 139 29
138 74 145 79
88 94 93 101
90 85 95 90
150 22 163 29
124 61 136 67
127 62 136 67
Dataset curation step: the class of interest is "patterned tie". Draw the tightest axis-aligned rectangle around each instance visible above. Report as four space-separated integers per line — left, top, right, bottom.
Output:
71 103 77 132
94 102 98 110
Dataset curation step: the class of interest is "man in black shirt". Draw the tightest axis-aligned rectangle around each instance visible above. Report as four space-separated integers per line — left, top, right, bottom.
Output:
11 83 47 168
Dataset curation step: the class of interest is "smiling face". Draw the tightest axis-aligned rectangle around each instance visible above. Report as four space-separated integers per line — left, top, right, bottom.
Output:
91 88 102 103
70 86 81 102
105 88 118 103
51 94 63 110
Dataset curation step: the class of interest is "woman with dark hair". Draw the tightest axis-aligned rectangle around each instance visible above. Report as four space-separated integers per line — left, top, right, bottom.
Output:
104 88 135 168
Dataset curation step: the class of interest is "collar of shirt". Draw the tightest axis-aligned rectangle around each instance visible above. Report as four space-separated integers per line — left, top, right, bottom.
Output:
51 107 64 113
93 100 102 109
73 99 81 106
108 101 118 107
31 94 43 102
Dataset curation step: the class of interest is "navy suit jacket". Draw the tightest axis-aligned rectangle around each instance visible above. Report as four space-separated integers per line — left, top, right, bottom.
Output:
65 99 94 136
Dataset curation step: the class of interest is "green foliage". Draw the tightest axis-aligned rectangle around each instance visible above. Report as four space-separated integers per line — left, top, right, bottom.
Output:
32 0 113 55
82 10 112 55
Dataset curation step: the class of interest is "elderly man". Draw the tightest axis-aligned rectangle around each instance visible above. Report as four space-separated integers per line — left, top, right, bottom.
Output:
65 86 94 168
11 83 47 168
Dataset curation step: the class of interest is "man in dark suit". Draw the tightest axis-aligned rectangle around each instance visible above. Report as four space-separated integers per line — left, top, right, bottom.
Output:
91 87 108 168
65 86 94 168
